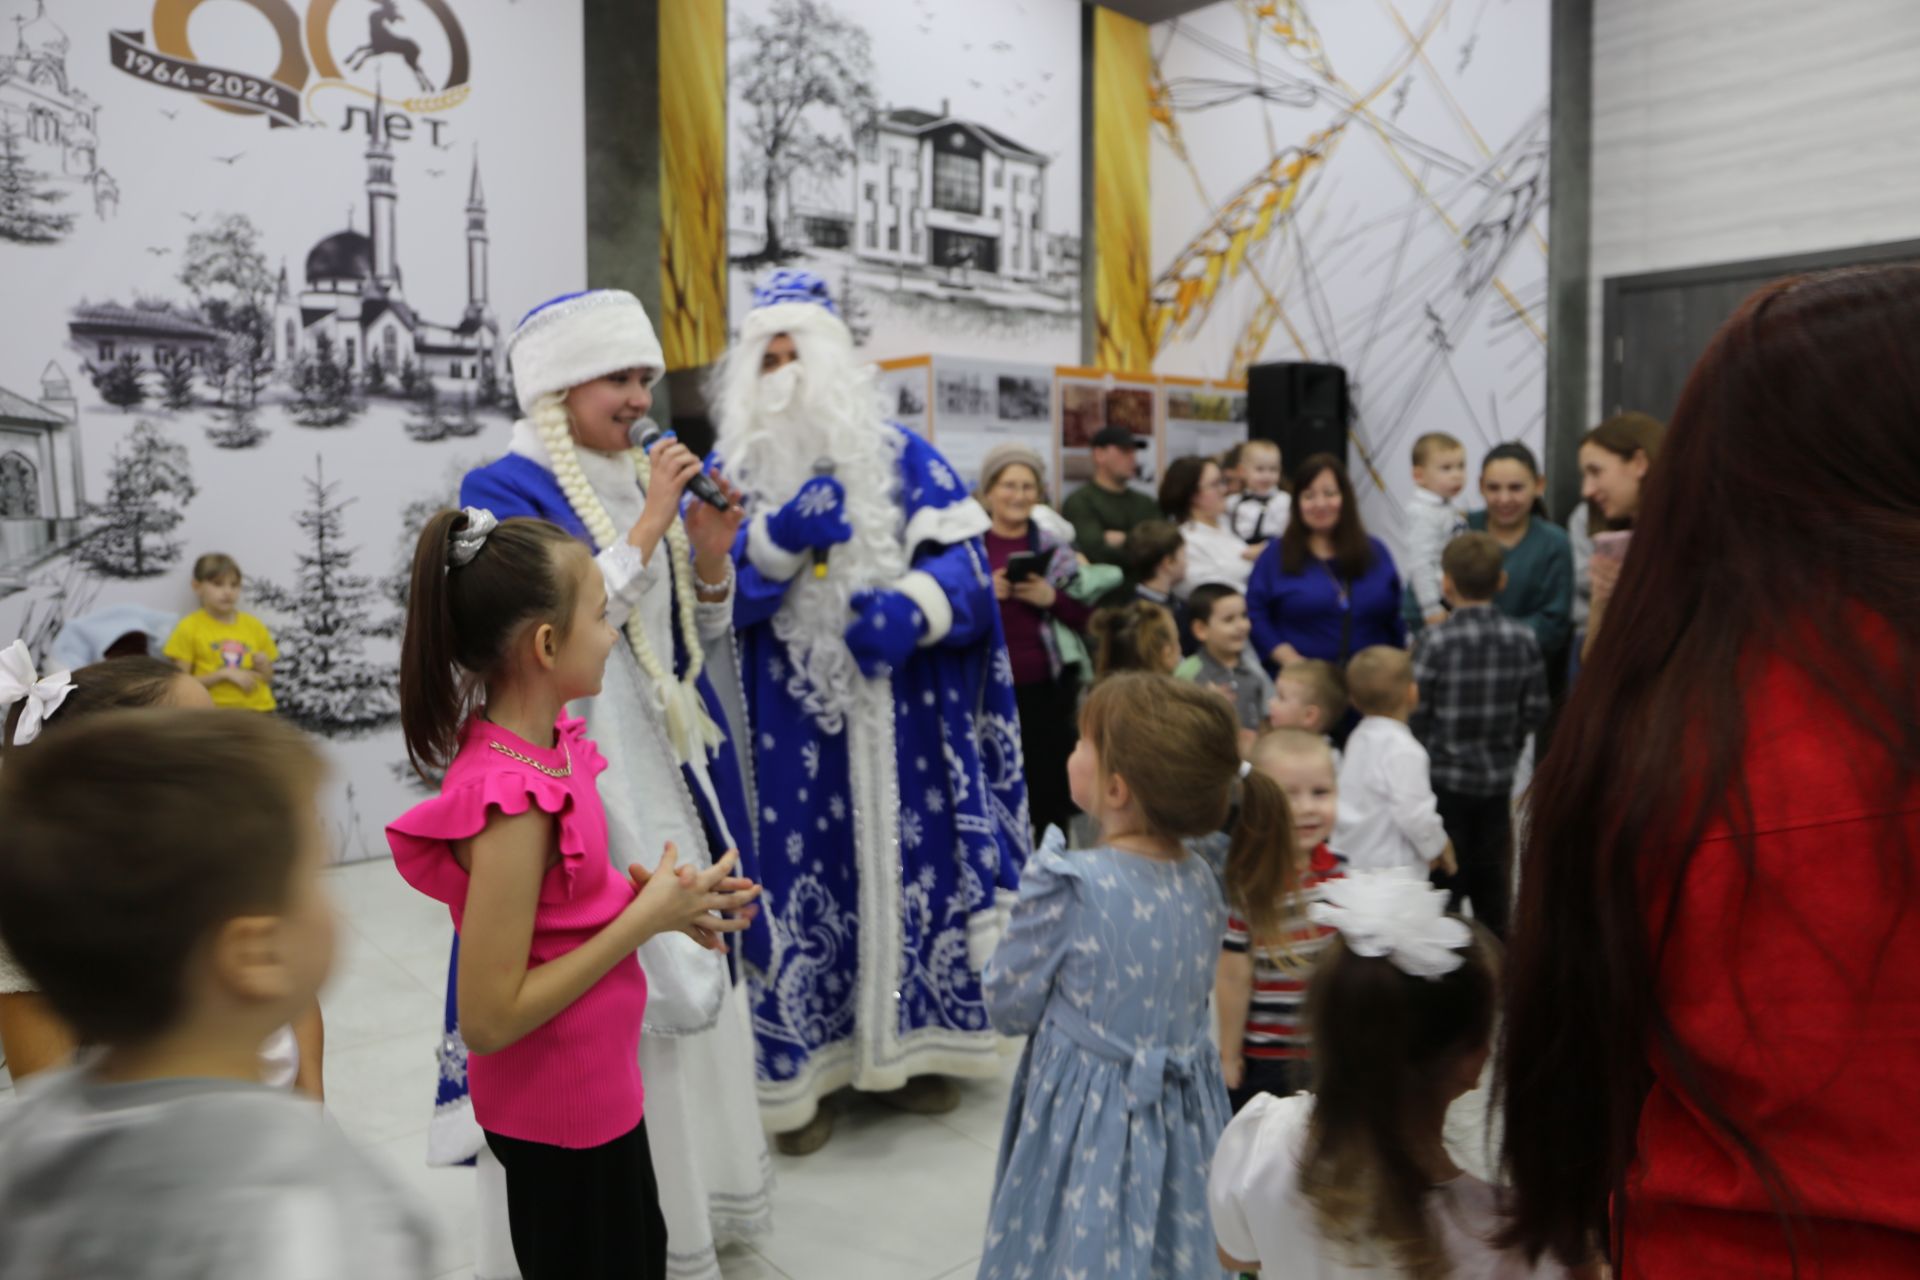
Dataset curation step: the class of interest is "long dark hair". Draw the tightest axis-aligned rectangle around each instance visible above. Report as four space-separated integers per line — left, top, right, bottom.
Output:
399 510 585 778
1302 929 1498 1280
1080 673 1295 941
2 656 183 754
1500 267 1920 1269
1158 455 1216 524
1280 453 1373 578
1579 412 1664 533
1480 440 1550 522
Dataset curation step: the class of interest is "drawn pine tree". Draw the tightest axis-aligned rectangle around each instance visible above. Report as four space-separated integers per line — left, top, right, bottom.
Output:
258 455 400 733
397 356 426 399
91 351 147 411
290 332 359 427
405 382 448 442
361 351 389 395
157 350 197 410
0 118 76 244
205 403 267 449
81 421 197 577
448 388 483 438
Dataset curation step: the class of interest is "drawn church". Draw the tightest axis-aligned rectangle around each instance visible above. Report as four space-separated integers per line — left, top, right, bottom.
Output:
273 97 499 389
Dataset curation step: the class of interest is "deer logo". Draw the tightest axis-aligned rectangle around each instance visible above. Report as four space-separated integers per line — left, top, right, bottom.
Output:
344 0 434 93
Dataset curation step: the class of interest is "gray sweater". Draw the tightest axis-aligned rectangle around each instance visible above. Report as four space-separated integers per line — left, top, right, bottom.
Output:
0 1066 436 1279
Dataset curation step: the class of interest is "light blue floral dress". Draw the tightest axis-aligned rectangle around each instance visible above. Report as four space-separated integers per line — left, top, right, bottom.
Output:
979 830 1231 1279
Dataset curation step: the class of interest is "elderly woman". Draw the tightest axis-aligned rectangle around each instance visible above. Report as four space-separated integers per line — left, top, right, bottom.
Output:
978 443 1093 838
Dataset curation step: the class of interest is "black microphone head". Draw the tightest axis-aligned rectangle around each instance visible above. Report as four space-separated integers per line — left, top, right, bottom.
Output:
628 419 663 451
812 456 836 478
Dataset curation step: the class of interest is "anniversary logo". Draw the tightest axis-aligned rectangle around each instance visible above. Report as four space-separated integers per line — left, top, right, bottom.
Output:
109 0 470 130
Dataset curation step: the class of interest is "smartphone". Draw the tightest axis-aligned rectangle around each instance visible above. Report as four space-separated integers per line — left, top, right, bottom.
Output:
1003 551 1045 584
1592 530 1632 562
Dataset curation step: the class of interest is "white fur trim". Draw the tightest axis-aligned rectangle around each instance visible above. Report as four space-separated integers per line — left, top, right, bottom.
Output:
738 300 853 350
746 513 809 583
508 290 664 414
967 887 1021 973
892 570 954 647
903 497 991 553
1030 503 1076 545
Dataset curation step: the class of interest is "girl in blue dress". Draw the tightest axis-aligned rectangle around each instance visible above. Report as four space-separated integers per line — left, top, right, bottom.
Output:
979 673 1296 1278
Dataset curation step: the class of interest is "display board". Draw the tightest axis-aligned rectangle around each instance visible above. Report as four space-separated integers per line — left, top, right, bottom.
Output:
0 0 588 861
1053 366 1160 501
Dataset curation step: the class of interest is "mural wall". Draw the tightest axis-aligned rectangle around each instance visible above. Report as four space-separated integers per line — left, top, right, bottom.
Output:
725 0 1084 364
0 0 587 861
1149 0 1549 553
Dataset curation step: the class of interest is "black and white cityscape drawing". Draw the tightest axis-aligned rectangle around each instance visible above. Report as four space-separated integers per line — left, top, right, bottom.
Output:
727 0 1083 362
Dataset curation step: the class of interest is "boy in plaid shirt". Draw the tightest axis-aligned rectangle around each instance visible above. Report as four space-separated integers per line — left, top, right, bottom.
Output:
1409 532 1550 937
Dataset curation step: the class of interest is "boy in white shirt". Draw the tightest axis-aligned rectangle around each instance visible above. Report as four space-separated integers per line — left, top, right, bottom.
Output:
1227 439 1291 544
1334 646 1456 875
1405 432 1469 627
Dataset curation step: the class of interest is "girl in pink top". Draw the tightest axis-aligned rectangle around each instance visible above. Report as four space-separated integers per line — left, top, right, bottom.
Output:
388 508 760 1280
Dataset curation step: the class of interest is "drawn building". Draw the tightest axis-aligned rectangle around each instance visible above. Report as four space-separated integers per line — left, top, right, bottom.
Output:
0 362 81 588
0 0 117 226
854 102 1050 283
67 303 224 370
273 100 499 386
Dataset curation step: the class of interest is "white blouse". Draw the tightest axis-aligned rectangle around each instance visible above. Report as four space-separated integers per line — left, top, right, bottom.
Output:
1209 1092 1570 1278
1177 518 1255 599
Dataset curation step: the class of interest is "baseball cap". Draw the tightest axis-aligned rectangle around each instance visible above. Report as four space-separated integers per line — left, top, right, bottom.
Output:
1090 426 1148 450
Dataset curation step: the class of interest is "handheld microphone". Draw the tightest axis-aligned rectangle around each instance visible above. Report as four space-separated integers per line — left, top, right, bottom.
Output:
811 457 835 579
628 420 731 511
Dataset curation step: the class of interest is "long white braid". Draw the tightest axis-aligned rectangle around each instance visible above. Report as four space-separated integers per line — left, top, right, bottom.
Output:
532 392 721 763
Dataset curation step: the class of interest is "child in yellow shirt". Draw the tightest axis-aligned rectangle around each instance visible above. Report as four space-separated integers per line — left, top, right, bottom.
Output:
164 553 278 712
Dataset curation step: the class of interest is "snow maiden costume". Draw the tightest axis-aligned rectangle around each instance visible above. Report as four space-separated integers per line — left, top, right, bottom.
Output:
710 271 1030 1136
434 290 772 1280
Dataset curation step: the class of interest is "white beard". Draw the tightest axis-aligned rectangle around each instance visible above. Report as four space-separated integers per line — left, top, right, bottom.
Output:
723 390 908 735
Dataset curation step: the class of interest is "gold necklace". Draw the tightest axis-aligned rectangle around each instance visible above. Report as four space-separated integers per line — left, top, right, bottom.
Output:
487 737 573 778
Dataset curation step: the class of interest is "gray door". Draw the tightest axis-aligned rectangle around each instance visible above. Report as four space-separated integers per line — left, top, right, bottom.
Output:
1602 239 1920 421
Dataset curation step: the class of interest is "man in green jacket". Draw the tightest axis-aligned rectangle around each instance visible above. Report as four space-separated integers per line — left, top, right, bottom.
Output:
1062 426 1159 580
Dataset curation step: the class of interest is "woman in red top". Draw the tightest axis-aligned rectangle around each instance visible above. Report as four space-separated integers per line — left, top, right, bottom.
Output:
1501 266 1920 1277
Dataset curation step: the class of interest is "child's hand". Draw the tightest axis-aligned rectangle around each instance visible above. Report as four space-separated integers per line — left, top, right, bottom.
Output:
229 669 259 693
1241 540 1269 562
1423 610 1448 627
1221 1050 1244 1091
624 846 761 951
1434 842 1459 877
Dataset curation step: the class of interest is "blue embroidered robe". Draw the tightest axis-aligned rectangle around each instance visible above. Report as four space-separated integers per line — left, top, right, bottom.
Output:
720 426 1030 1129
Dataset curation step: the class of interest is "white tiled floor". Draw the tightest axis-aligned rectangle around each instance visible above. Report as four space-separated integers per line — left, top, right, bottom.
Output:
320 855 1497 1280
318 856 1017 1280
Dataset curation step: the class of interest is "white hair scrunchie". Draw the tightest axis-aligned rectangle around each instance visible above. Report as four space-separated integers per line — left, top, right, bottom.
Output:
448 507 499 568
1308 867 1473 980
0 639 74 747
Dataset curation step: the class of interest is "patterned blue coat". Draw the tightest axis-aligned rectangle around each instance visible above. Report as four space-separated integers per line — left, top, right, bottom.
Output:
721 425 1030 1129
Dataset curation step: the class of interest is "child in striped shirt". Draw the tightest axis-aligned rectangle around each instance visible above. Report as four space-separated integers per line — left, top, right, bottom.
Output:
1216 728 1347 1113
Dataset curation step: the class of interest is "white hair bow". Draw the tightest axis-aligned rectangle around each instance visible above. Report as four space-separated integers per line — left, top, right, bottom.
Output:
447 507 499 568
0 639 74 747
1309 867 1472 979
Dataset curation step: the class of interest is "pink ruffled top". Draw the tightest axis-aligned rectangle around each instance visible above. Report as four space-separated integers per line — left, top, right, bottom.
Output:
387 715 647 1149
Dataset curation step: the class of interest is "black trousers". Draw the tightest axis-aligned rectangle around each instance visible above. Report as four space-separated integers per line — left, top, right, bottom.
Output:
484 1119 666 1280
1229 1055 1313 1115
1433 787 1514 939
1015 673 1081 841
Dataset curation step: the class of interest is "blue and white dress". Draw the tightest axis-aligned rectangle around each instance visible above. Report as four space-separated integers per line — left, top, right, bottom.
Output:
979 830 1232 1280
722 424 1030 1131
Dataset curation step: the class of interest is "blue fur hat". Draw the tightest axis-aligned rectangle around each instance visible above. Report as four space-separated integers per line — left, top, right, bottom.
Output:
750 269 838 316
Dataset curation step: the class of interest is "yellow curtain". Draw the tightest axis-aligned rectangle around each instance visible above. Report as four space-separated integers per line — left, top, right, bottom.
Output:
660 0 727 370
1093 7 1153 372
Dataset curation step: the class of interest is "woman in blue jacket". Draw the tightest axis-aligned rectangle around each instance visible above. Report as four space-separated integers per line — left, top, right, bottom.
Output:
1247 454 1406 672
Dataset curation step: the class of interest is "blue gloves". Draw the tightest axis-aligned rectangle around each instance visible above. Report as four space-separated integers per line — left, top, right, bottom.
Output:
843 589 926 678
765 476 853 555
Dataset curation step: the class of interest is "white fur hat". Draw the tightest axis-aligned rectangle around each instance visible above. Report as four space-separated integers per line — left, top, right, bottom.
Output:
507 289 664 415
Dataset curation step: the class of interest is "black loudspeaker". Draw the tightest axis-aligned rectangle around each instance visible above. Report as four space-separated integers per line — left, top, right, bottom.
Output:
1247 361 1349 476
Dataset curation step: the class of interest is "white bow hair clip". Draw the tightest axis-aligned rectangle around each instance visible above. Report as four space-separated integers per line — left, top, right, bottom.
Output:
0 639 74 747
1309 867 1473 979
447 507 499 568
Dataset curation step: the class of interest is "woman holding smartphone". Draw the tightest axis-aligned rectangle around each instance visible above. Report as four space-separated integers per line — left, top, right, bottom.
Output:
1573 413 1664 660
978 444 1094 839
